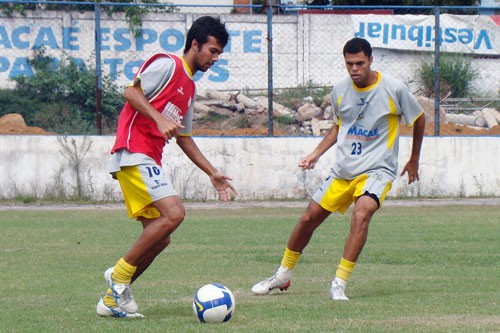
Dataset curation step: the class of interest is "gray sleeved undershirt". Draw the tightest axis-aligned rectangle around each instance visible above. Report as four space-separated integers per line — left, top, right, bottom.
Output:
132 57 175 99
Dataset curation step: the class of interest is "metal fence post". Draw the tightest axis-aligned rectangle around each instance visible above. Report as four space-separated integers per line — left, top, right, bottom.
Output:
267 2 274 137
95 2 103 135
433 6 441 136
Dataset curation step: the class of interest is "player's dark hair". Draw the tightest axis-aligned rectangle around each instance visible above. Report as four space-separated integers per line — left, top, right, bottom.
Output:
343 37 372 57
184 16 229 53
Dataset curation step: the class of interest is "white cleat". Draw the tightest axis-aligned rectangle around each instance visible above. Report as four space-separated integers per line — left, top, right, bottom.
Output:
251 274 291 295
330 279 349 301
104 267 138 313
96 298 144 318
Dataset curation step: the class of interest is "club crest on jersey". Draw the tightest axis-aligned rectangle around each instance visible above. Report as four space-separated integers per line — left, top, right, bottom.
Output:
161 102 184 123
357 97 368 106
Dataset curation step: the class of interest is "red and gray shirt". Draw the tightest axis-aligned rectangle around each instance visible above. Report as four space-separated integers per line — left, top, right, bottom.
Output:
111 53 196 167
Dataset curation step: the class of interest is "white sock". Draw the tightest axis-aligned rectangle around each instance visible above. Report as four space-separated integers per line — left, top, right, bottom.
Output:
334 277 347 289
276 265 291 281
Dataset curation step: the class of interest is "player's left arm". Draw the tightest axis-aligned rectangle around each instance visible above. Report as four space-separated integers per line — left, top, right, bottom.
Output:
400 114 425 184
176 135 237 201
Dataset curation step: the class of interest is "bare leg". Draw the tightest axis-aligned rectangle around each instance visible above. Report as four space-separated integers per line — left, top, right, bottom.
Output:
250 200 332 295
131 225 170 283
286 200 331 252
342 195 378 262
124 196 185 267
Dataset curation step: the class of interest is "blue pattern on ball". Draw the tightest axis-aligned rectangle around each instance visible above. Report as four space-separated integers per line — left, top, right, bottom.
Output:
193 283 234 323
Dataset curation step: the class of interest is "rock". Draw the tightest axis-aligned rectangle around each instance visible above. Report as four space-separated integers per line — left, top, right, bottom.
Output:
445 113 486 127
481 108 499 128
253 96 294 116
311 118 321 136
321 93 332 108
296 103 321 122
194 102 211 113
235 92 259 109
318 120 334 131
416 95 447 123
206 89 232 101
303 96 314 103
323 105 333 119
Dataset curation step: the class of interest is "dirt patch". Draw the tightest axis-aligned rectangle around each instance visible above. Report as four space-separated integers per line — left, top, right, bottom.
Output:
0 113 55 135
400 121 500 136
192 121 500 137
192 127 292 136
1 112 499 137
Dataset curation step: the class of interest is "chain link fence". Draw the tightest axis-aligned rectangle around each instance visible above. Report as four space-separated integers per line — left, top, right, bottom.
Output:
0 2 498 136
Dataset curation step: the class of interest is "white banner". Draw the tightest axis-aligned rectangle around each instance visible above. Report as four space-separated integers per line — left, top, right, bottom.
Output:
352 14 500 55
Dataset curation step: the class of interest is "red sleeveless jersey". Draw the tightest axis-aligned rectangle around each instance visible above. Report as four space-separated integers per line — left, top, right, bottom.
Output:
111 53 195 165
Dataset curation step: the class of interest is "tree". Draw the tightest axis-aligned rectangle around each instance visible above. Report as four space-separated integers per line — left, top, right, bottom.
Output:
0 48 123 134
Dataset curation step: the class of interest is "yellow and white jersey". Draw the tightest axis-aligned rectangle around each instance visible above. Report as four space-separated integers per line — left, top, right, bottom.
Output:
332 72 423 180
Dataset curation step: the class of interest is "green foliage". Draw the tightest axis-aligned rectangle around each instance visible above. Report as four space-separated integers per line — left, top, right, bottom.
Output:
235 115 252 128
199 110 230 122
274 115 297 125
99 0 179 37
251 0 267 14
417 53 480 98
0 48 123 134
14 195 37 204
274 81 331 110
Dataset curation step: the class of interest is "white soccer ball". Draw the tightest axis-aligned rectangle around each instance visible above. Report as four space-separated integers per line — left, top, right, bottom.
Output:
192 283 235 323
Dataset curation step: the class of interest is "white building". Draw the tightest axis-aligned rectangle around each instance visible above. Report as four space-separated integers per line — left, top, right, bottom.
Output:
169 0 234 13
168 1 301 14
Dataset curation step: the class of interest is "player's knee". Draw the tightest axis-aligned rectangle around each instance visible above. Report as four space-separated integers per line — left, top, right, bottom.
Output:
299 212 321 232
351 211 371 234
157 207 185 232
352 209 371 223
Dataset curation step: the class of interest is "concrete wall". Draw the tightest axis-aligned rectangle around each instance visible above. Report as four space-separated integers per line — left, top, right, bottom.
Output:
0 135 498 201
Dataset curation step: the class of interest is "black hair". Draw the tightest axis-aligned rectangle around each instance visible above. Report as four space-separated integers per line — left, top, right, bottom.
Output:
343 37 372 57
184 16 229 54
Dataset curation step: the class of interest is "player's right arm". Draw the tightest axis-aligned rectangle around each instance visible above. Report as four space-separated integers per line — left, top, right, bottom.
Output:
123 85 183 142
298 124 339 170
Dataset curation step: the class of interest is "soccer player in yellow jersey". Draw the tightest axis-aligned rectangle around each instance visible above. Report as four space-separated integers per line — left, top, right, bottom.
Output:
252 37 425 300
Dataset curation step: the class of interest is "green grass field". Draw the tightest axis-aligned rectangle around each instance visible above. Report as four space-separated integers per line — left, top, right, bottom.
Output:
0 203 499 332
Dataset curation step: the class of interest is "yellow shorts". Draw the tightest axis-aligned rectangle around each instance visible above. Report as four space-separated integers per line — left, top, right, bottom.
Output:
115 164 177 219
312 172 392 214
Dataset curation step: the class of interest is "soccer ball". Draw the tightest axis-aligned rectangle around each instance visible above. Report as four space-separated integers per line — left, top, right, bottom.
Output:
192 283 235 323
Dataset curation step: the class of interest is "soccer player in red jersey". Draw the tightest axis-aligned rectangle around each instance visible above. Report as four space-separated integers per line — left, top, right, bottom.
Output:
96 16 236 318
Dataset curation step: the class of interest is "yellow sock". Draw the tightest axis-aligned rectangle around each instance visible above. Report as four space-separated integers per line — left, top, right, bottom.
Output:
335 257 356 281
280 247 302 270
113 258 137 284
103 289 117 308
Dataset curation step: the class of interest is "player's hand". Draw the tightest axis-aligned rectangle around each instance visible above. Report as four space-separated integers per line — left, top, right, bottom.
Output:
400 160 419 184
210 172 238 202
157 117 185 143
298 154 318 170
